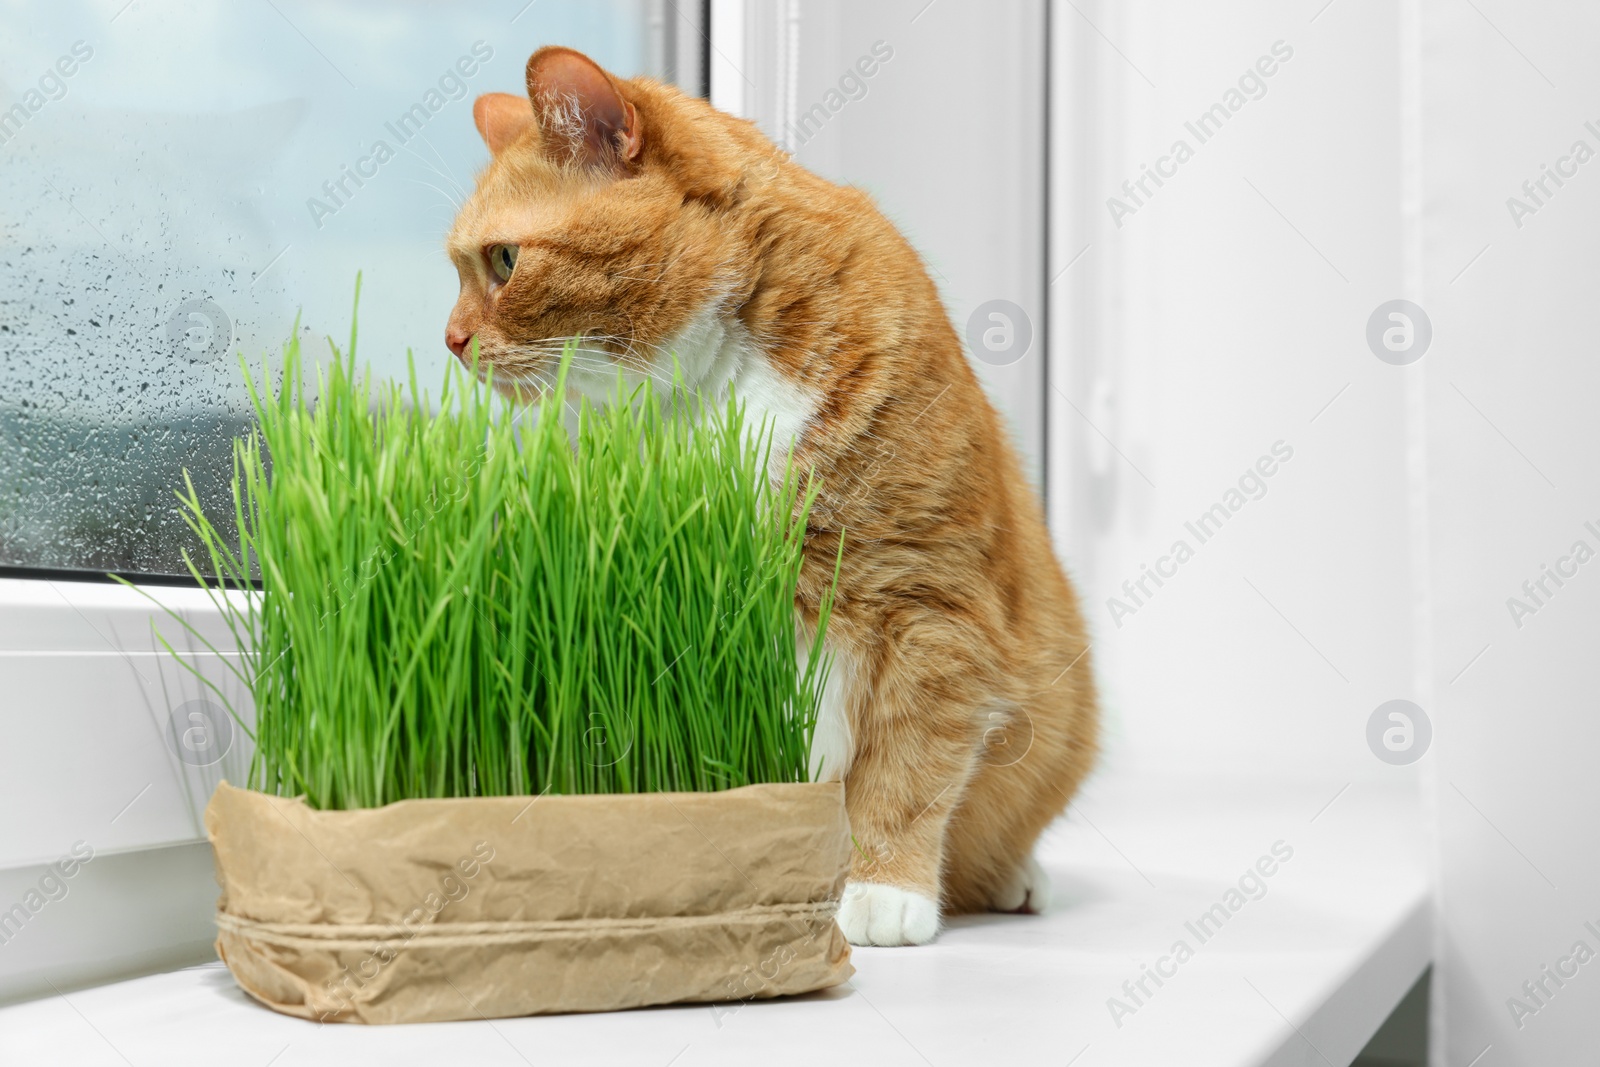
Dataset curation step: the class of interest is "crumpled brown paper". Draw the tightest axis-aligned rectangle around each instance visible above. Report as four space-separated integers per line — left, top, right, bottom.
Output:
205 780 853 1023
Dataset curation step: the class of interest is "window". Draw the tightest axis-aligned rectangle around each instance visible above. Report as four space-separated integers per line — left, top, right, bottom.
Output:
0 0 703 578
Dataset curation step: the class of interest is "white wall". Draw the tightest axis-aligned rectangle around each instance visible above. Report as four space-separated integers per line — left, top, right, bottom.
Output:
1049 0 1416 788
1049 1 1600 1062
1422 1 1600 1061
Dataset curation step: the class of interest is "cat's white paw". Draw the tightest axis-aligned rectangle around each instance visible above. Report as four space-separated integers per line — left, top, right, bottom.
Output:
992 854 1050 914
837 882 940 946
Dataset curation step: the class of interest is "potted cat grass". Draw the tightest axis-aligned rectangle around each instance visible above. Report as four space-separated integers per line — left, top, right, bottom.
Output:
134 313 851 1024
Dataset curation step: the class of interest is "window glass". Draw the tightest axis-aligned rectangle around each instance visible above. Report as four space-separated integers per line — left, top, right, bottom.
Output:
0 0 682 576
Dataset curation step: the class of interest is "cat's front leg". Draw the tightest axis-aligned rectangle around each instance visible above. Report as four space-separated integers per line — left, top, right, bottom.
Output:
831 662 984 947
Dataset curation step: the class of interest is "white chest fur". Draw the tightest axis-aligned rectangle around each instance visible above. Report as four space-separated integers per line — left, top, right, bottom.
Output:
561 302 816 474
806 634 855 782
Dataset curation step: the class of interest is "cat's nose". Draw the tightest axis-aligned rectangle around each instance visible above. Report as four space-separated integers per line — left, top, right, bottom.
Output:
446 328 471 359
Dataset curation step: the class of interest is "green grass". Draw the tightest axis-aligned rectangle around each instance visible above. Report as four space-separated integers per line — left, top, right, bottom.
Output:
128 288 836 809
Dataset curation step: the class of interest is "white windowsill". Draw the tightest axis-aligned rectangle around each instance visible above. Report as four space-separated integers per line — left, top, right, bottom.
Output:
0 768 1429 1066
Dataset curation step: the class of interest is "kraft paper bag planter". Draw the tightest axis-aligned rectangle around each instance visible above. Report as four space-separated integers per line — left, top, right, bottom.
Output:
205 781 854 1024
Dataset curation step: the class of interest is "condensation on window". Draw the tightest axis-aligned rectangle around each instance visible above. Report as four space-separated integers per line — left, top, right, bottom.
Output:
0 0 665 577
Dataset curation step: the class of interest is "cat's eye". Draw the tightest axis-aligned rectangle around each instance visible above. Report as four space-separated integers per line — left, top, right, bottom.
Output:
488 243 519 283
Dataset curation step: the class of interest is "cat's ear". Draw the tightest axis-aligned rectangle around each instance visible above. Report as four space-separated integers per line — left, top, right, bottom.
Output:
525 46 642 171
473 93 535 155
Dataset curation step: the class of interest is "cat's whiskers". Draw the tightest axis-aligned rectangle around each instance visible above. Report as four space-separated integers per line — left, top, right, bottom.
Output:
493 344 638 392
398 139 467 207
404 177 463 213
410 130 470 202
512 334 676 383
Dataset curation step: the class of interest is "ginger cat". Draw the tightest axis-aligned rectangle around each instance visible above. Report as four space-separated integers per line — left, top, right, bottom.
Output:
445 47 1097 946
